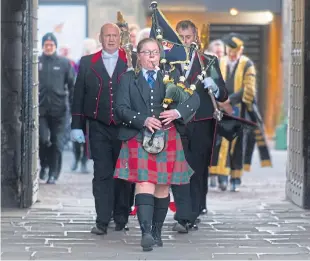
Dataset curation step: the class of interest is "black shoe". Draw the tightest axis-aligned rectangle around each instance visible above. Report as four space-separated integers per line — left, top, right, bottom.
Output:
152 223 163 247
46 176 56 184
172 221 188 233
189 220 199 230
135 193 155 251
115 223 129 231
141 232 154 251
152 196 169 247
91 225 107 235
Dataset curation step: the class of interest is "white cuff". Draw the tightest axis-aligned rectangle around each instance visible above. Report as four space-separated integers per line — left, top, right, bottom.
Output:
214 88 220 99
174 109 181 119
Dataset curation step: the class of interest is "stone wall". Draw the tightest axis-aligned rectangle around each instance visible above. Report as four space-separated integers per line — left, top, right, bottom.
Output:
1 0 24 207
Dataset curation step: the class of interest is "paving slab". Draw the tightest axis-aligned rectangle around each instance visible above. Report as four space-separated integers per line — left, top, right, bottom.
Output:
2 149 310 260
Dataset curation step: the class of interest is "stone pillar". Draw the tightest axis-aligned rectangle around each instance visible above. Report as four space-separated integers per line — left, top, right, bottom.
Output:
302 0 310 209
281 0 292 117
87 0 146 40
1 0 24 207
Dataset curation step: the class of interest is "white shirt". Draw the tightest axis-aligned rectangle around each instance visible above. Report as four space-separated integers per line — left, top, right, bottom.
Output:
227 59 238 76
142 68 159 82
181 51 196 79
101 50 118 78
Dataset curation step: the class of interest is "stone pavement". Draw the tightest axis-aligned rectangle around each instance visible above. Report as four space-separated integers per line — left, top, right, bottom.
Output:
2 149 310 260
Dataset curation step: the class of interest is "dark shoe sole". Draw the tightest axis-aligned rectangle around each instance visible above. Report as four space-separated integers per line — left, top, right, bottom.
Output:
153 239 163 247
189 223 199 230
141 233 154 251
91 227 107 235
172 222 188 233
115 224 129 231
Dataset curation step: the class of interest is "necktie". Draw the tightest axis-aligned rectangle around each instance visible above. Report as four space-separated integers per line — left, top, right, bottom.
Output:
147 70 156 88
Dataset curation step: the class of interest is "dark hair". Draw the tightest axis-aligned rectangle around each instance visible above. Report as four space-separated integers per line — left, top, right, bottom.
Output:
176 20 201 48
176 20 197 35
136 38 160 53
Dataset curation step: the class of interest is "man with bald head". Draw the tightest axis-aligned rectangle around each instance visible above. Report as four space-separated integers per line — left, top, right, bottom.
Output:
71 23 133 235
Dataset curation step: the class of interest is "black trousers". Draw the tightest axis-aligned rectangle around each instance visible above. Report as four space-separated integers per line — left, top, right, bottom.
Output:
39 114 66 178
187 120 214 221
88 120 131 227
129 183 136 208
171 135 193 223
73 142 88 165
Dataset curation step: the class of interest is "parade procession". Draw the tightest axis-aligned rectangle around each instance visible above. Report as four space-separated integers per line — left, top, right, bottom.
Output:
5 0 310 259
67 1 272 252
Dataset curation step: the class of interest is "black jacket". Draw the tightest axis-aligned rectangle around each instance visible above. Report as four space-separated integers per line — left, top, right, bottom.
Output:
71 49 137 130
115 69 200 141
39 53 75 117
179 53 228 121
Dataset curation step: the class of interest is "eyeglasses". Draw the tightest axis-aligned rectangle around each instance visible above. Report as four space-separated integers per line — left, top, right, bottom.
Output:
139 50 160 56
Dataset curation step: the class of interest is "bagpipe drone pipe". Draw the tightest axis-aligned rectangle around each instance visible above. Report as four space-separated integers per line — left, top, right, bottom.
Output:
149 1 257 141
149 1 198 110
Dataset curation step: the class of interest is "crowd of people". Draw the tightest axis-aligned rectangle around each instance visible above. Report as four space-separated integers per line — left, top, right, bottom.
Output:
38 15 268 252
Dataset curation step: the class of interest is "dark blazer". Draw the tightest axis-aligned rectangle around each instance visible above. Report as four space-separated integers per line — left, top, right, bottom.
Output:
115 69 200 141
71 49 137 130
180 52 228 121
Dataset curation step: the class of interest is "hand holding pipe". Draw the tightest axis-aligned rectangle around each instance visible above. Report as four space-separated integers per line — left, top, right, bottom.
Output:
190 55 223 121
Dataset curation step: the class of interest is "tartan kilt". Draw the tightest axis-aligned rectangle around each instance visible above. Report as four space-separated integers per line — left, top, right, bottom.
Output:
114 126 193 185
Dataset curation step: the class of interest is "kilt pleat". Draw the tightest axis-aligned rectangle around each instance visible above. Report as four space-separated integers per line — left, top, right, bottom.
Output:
114 126 193 185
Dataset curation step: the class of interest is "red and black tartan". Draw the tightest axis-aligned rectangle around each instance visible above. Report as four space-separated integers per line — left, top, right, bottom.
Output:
114 126 193 185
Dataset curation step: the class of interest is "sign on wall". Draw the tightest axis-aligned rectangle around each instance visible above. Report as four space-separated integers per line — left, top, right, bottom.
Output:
38 4 87 62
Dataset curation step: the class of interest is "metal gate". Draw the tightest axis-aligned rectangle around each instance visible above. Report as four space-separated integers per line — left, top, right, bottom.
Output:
286 0 310 209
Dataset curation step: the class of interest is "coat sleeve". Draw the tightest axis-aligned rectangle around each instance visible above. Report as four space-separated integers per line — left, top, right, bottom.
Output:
241 60 256 110
229 89 243 106
71 56 87 130
229 59 256 108
209 58 228 102
175 91 200 124
65 59 75 109
115 72 148 130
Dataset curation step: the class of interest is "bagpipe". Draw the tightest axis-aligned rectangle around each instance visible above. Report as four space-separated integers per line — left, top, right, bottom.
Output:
149 1 196 109
116 11 134 70
149 1 257 141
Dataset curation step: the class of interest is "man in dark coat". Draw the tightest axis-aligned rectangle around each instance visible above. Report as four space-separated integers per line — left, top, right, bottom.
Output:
39 32 75 184
172 20 229 231
70 23 134 235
